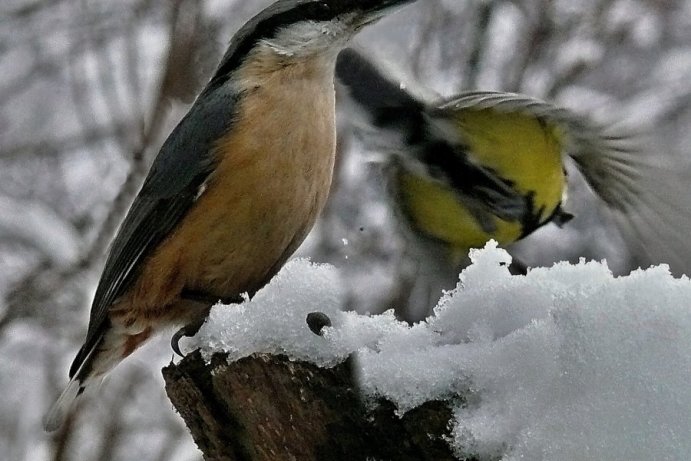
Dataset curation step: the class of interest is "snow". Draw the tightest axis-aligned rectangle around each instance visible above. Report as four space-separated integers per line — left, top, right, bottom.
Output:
193 261 406 368
192 242 691 461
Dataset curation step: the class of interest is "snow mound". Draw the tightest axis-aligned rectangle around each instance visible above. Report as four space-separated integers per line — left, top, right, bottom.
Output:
193 259 406 367
193 243 691 461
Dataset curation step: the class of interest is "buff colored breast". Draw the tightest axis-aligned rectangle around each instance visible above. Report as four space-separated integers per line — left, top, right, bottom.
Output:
115 54 337 328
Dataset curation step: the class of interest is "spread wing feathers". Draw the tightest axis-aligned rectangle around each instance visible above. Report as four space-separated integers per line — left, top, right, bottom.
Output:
608 167 691 276
335 47 429 150
335 47 426 125
439 91 645 213
443 91 691 275
70 88 238 378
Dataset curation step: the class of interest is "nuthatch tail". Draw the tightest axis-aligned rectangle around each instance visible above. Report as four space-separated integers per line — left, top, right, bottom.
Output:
336 48 649 269
44 0 416 431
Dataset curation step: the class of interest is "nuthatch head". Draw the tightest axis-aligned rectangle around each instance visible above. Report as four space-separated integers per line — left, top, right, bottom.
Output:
44 0 416 432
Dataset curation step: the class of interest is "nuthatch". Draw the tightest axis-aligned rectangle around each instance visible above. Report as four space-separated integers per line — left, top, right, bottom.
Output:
44 0 416 431
336 48 650 271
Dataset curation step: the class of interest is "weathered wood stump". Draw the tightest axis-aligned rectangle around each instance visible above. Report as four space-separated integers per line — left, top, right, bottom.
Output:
163 351 474 461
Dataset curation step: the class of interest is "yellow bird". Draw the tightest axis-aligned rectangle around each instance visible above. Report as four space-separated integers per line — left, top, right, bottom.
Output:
336 47 644 272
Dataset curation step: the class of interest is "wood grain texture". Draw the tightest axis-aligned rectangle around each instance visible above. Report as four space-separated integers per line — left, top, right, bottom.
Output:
163 352 477 461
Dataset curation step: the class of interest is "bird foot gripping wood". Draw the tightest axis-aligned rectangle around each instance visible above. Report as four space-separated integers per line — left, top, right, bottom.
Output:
172 291 246 357
171 318 207 358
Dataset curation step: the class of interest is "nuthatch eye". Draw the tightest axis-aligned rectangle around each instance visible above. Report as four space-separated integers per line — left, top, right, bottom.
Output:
44 0 416 432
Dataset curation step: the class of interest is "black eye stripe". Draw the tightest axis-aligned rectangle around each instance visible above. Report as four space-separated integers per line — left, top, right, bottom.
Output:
204 0 412 91
207 1 353 90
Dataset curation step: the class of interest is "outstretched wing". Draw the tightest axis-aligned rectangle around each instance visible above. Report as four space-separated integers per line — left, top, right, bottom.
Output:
444 91 691 275
440 91 643 212
70 86 239 377
335 47 428 144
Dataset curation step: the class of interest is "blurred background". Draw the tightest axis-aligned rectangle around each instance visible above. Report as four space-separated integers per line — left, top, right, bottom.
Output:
2 0 691 459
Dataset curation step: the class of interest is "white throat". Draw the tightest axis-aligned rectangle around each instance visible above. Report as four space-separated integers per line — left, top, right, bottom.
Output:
261 15 357 58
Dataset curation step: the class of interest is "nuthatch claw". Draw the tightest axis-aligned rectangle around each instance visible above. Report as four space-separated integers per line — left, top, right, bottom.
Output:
44 0 417 432
171 292 244 356
171 317 207 358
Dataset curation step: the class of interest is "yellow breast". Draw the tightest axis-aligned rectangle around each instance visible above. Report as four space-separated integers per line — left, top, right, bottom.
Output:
454 107 566 222
398 170 523 248
397 107 567 263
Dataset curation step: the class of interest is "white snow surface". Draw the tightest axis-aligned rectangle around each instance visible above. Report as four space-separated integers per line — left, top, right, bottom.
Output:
192 242 691 461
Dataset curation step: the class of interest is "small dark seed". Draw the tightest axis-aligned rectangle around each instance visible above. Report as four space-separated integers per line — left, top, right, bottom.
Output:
306 312 332 336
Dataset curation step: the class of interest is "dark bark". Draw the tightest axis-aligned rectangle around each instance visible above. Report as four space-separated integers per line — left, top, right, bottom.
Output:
163 351 475 461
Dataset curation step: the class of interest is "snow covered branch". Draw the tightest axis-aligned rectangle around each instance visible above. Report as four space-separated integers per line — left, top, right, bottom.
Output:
161 250 691 460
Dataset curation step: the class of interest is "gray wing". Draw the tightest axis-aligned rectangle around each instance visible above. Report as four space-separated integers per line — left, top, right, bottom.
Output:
70 86 239 377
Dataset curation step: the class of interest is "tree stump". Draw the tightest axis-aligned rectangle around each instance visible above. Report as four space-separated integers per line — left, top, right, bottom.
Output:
163 351 473 461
